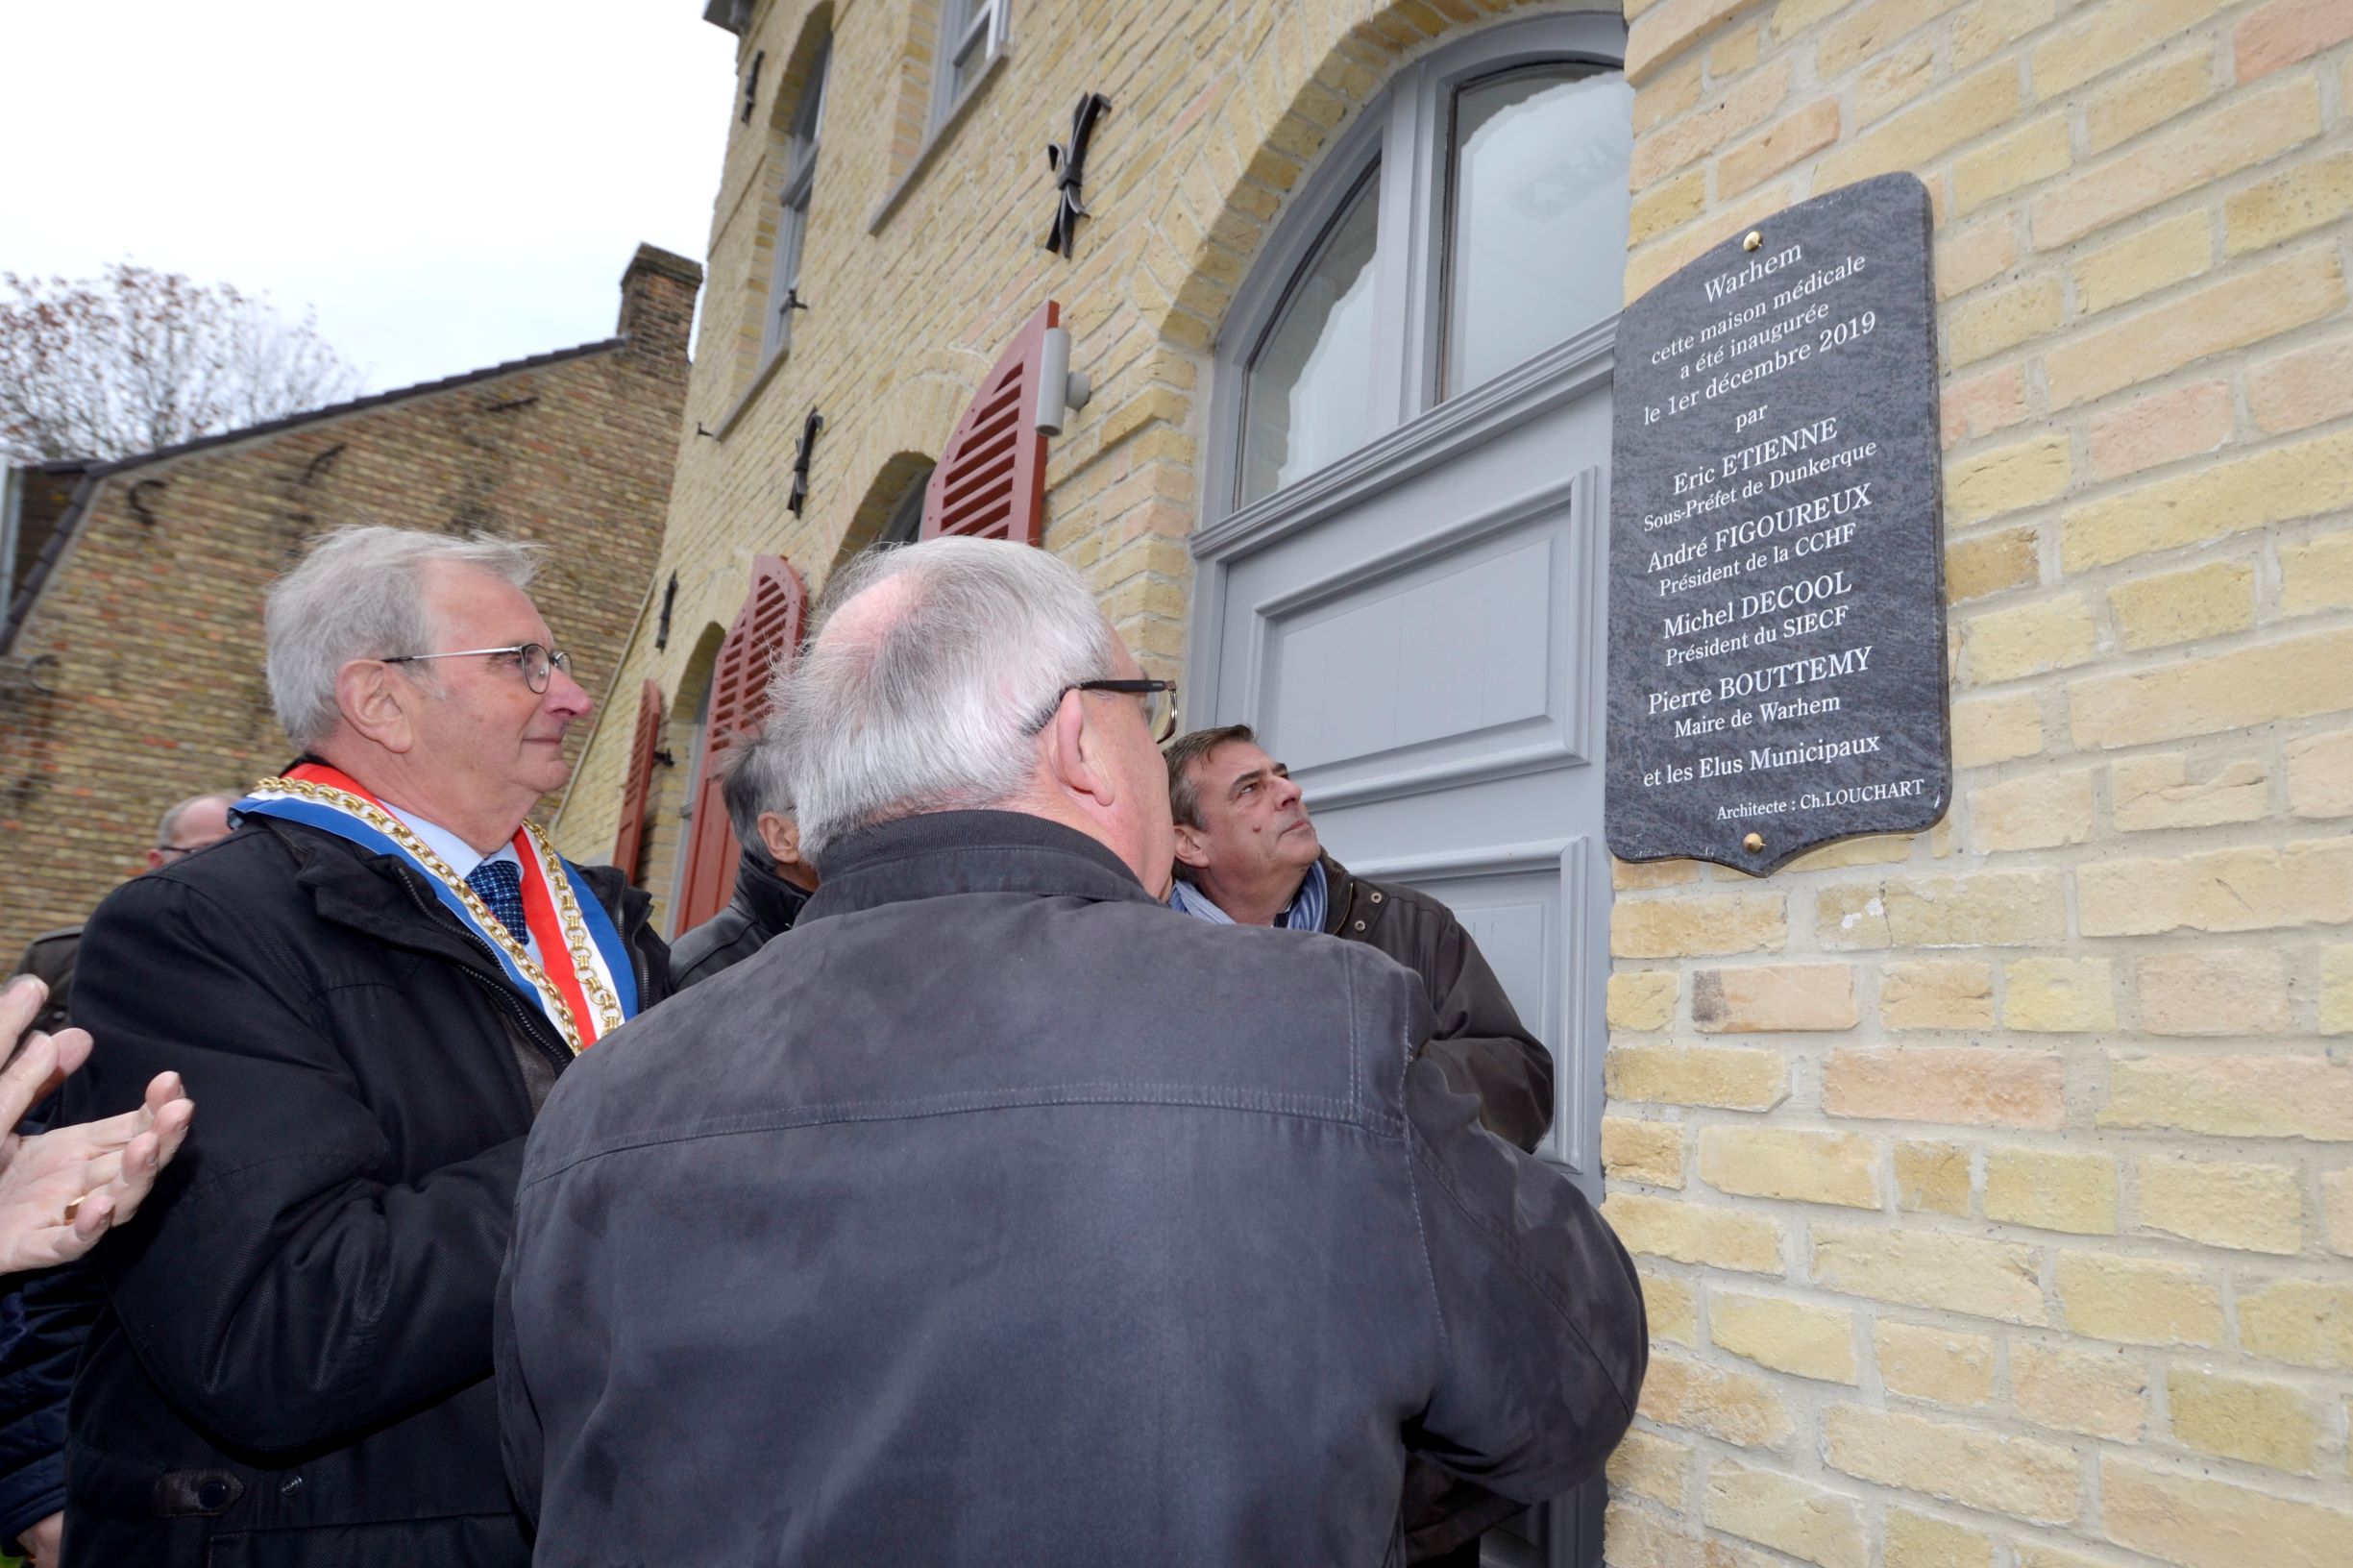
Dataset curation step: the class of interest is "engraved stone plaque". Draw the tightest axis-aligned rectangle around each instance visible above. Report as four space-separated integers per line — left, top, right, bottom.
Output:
1605 173 1949 875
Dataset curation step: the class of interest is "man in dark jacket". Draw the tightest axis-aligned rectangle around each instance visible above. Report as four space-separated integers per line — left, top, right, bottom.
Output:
1164 723 1556 1565
0 790 239 1564
1166 724 1553 1154
57 526 671 1568
668 720 818 988
499 537 1644 1566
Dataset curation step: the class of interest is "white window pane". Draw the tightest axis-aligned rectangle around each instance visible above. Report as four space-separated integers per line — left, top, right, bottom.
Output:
1443 66 1633 398
765 40 829 360
1239 172 1381 506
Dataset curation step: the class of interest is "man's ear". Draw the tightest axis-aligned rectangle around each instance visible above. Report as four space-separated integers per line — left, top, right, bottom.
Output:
757 811 801 866
1042 690 1117 810
336 660 417 754
1171 819 1211 871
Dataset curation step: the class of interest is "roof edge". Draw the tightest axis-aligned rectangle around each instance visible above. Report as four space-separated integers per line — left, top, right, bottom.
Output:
1 333 632 655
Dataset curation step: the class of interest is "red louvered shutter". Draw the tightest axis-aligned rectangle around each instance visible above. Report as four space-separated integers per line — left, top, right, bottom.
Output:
919 299 1059 545
611 679 666 881
675 555 808 932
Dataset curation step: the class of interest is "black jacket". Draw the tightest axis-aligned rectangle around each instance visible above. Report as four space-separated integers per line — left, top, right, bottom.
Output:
1317 855 1559 1558
499 810 1644 1567
55 813 670 1568
666 852 812 990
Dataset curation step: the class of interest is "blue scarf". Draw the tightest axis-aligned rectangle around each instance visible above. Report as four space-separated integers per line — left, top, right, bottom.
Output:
1168 859 1328 932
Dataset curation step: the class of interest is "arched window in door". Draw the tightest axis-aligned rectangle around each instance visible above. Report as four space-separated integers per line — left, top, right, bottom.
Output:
674 555 808 932
1216 15 1632 513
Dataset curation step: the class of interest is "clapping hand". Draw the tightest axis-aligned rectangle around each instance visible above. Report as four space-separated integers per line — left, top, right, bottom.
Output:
0 975 194 1273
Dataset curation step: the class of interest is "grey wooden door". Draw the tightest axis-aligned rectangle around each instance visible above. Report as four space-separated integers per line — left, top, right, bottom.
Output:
1189 313 1617 1568
1184 18 1629 1559
1189 322 1613 1189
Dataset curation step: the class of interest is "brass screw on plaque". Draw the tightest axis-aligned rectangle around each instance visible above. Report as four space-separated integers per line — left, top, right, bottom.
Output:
1743 230 1763 252
1743 832 1765 852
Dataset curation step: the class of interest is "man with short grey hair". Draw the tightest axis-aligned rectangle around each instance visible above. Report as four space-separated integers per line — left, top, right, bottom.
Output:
56 524 672 1566
667 721 820 989
500 536 1645 1565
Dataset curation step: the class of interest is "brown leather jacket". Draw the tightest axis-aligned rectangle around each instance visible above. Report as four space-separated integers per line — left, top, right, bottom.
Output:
1319 855 1560 1561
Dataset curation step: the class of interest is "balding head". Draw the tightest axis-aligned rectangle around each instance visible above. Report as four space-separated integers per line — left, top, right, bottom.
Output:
758 538 1168 882
150 792 240 870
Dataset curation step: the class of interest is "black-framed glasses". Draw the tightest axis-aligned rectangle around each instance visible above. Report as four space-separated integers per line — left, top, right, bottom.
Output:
382 643 573 694
152 844 206 862
1030 677 1179 743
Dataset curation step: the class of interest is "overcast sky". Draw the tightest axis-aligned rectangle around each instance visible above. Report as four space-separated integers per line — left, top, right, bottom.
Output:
1 3 738 394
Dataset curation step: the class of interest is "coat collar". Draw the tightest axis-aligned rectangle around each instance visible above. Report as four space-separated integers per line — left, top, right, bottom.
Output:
1318 852 1379 939
801 810 1159 923
733 851 814 933
261 812 646 971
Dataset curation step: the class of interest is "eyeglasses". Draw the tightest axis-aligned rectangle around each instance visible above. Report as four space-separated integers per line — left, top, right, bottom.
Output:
381 643 574 694
152 844 207 862
1030 677 1179 744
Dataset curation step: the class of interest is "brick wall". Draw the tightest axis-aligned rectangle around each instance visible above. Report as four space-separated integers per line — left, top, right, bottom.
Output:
564 0 2353 1560
1602 1 2353 1564
0 246 699 958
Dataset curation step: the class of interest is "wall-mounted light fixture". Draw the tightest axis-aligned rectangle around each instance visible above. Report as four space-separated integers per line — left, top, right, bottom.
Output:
1034 328 1093 436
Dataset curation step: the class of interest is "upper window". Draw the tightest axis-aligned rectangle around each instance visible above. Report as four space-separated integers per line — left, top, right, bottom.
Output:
764 36 831 362
1218 17 1630 512
1239 170 1381 507
933 0 1010 128
1442 64 1630 397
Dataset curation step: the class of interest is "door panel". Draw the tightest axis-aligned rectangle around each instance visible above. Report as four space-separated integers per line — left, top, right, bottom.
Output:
1195 331 1612 1188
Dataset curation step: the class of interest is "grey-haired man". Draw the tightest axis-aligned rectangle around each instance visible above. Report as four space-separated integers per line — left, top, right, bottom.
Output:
500 536 1644 1566
55 526 671 1567
667 723 820 989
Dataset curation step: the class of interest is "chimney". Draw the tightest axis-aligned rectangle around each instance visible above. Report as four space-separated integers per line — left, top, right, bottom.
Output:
617 244 703 368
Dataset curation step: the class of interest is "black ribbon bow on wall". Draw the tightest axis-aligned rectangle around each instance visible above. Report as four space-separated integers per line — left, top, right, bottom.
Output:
788 407 823 517
1042 92 1112 258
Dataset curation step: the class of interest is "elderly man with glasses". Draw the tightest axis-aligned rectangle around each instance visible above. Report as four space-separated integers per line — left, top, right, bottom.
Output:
50 526 673 1568
497 537 1642 1565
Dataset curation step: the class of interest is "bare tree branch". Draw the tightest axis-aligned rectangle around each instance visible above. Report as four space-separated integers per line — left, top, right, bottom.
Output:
0 265 368 464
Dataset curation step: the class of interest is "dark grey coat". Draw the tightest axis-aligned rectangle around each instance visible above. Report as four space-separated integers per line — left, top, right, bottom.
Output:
498 809 1644 1567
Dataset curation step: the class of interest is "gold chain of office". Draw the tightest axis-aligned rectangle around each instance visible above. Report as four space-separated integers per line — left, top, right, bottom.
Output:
254 775 623 1053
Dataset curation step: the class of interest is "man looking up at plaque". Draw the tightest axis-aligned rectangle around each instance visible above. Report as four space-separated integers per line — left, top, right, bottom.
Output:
498 537 1644 1565
667 720 820 989
1165 726 1552 1150
56 526 672 1567
1164 723 1558 1566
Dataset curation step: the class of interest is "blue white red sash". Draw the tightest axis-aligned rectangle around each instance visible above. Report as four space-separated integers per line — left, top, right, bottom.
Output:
234 763 637 1052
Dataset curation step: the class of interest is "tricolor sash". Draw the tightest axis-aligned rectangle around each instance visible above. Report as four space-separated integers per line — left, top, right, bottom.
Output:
235 763 637 1052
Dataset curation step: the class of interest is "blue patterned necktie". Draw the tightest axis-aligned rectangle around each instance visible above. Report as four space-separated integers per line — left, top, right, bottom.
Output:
465 859 527 940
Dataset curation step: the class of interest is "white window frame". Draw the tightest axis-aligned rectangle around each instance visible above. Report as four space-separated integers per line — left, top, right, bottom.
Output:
1204 12 1628 523
763 36 831 363
930 0 1010 132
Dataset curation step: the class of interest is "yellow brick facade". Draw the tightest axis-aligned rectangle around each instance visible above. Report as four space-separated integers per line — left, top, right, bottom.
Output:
563 0 2353 1560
